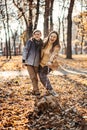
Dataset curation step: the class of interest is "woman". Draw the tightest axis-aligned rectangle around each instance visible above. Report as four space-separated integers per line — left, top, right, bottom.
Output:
38 31 60 96
22 29 43 96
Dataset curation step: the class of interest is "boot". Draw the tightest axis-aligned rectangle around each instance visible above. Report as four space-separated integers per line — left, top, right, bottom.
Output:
48 89 59 97
32 88 40 96
32 78 40 96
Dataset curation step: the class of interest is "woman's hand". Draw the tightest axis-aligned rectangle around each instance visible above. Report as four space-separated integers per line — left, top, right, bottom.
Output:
47 60 59 70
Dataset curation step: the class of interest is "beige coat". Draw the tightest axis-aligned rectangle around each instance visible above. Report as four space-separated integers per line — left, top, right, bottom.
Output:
40 43 60 70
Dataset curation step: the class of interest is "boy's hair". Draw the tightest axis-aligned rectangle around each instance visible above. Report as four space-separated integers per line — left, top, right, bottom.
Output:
33 29 41 34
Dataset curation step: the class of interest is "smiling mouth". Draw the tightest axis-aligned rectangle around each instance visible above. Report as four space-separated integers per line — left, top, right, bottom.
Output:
50 39 54 42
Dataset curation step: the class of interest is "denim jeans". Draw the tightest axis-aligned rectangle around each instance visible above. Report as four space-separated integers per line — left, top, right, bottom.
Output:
38 65 52 90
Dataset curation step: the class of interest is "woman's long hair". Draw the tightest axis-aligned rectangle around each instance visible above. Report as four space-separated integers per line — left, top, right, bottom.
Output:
43 31 60 52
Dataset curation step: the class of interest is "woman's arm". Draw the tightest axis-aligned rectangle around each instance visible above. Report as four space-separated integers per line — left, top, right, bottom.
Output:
47 46 60 70
49 46 60 62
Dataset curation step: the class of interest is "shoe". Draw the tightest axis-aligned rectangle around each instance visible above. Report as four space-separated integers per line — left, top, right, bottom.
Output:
35 91 40 96
32 91 40 96
48 89 58 97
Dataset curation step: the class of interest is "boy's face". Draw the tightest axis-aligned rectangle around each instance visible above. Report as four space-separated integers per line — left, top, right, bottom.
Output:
33 31 41 41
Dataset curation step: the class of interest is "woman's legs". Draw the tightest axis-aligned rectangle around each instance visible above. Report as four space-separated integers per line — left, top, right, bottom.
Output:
27 65 39 94
38 66 53 90
38 66 58 96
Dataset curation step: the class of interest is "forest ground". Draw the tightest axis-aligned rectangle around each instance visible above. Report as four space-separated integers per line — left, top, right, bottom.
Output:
0 55 87 130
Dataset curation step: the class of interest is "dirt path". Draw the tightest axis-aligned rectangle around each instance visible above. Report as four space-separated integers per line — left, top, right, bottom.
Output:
0 65 87 79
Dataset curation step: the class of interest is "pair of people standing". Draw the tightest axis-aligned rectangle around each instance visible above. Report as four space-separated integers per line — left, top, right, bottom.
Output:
22 29 60 96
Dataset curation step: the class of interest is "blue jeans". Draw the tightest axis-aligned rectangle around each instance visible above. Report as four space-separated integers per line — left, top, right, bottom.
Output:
38 65 52 90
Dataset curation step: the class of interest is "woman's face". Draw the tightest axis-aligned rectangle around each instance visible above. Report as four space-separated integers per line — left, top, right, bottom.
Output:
48 33 57 43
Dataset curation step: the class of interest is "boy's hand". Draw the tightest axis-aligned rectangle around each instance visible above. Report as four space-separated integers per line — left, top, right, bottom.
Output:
22 59 26 68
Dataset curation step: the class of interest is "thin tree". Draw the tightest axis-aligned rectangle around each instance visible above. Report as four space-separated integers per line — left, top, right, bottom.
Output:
0 0 9 58
49 0 54 31
13 0 40 41
33 0 40 30
44 0 50 37
66 0 75 59
5 0 11 59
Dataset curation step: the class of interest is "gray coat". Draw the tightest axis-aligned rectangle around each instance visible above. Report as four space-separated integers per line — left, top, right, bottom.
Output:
22 38 42 67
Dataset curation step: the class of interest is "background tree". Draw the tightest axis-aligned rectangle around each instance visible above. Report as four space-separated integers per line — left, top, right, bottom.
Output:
66 0 75 59
44 0 50 37
5 0 11 59
59 0 68 54
33 0 40 30
49 0 54 31
0 0 9 58
44 0 54 37
13 0 40 40
0 0 87 58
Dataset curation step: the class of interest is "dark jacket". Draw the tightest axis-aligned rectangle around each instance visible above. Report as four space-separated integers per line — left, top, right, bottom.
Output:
22 38 43 67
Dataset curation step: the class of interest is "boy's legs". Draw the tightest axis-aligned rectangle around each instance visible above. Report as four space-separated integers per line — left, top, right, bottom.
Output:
27 65 39 95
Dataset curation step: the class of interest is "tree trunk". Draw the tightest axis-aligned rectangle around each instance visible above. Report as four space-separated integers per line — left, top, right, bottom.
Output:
13 0 33 39
80 35 84 54
49 0 54 31
33 0 40 30
5 0 11 59
3 20 8 58
62 20 66 49
44 0 50 37
66 0 75 59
